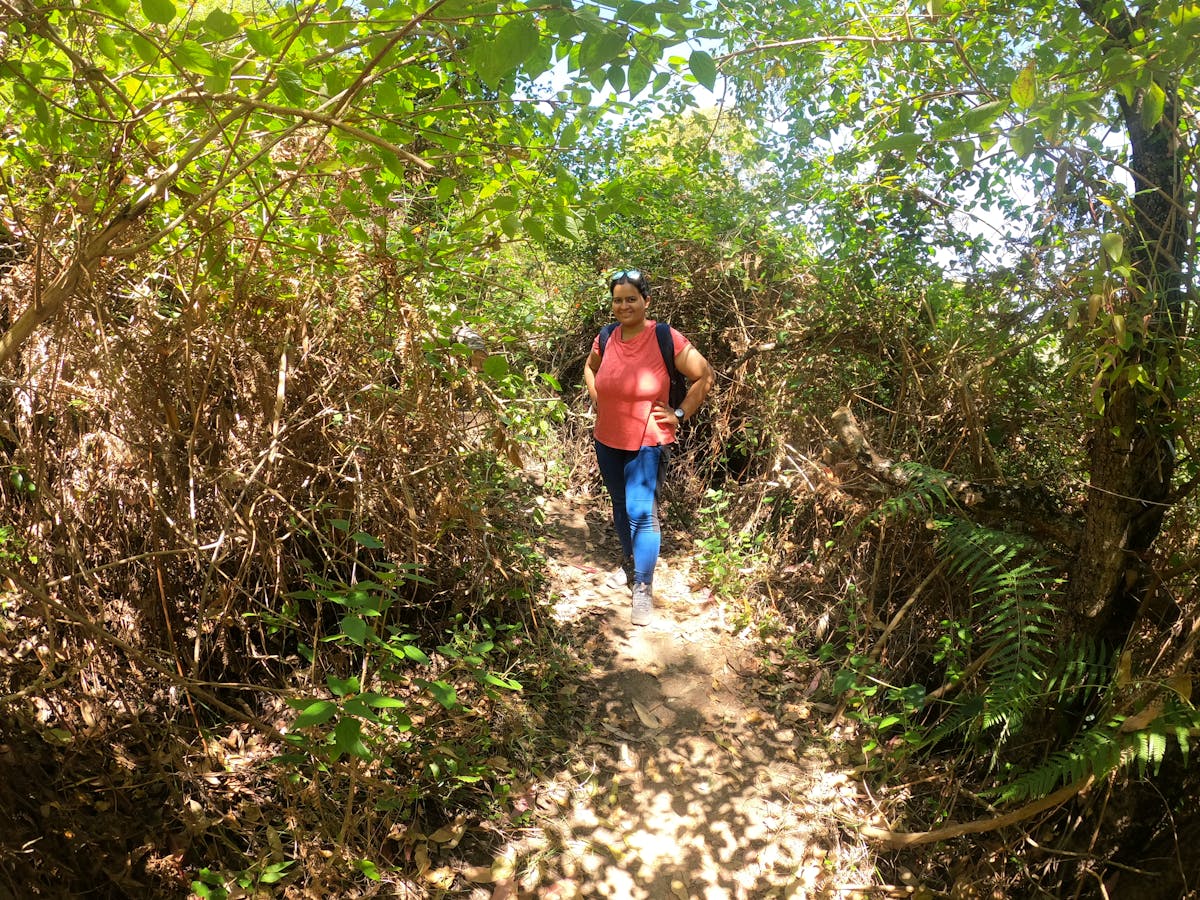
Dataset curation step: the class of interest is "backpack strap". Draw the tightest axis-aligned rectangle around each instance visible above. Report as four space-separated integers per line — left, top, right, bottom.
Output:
654 321 677 382
597 322 619 357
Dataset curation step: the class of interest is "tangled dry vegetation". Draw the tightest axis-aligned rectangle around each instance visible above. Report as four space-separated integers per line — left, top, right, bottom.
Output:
0 250 557 896
683 278 1200 895
551 252 1200 896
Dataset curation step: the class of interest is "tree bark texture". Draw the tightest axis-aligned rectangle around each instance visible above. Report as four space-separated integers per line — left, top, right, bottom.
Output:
1067 1 1191 644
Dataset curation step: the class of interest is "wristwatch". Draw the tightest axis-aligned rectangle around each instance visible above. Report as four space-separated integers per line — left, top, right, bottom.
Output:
673 408 685 425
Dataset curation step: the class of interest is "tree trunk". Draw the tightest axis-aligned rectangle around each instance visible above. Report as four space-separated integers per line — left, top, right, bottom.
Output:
1066 2 1189 645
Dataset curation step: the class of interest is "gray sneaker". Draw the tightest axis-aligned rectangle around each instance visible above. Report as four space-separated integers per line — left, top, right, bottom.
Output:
631 582 653 626
605 555 634 591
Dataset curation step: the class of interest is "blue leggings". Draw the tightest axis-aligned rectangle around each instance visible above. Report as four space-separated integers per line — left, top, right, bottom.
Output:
595 440 668 585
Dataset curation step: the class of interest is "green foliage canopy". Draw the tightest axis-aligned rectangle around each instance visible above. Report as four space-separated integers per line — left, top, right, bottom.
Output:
0 0 720 363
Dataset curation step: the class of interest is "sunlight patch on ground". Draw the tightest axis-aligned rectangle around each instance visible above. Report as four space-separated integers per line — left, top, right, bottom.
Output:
503 499 877 897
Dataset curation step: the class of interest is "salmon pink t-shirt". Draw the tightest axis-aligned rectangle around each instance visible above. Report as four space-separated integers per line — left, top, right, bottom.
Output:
591 321 690 451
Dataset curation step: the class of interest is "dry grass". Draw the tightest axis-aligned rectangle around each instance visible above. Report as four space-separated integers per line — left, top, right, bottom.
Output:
0 249 553 897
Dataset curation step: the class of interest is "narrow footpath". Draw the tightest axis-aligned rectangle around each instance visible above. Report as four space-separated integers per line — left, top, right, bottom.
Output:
480 496 876 899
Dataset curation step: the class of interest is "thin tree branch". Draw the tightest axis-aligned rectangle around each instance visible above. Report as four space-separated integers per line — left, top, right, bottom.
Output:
718 33 956 63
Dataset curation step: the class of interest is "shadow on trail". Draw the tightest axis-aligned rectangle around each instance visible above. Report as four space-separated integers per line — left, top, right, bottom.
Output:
511 498 867 898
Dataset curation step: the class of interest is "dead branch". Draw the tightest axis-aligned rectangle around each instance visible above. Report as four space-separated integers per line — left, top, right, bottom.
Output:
854 775 1095 848
870 558 949 661
830 405 1083 549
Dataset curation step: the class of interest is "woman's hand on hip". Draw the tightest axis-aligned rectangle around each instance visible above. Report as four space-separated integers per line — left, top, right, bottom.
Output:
651 402 679 432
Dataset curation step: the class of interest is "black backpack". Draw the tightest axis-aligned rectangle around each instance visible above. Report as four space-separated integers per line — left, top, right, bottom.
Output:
598 321 687 409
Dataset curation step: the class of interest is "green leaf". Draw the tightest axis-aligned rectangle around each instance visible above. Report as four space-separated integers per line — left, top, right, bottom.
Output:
962 98 1009 134
1101 231 1124 263
627 57 652 98
257 861 293 884
205 60 231 94
328 674 361 696
401 644 431 664
425 680 458 709
522 215 546 242
466 17 541 89
874 131 923 164
277 67 305 104
1142 81 1165 130
953 139 976 169
579 29 627 73
607 63 625 93
246 28 277 57
338 697 378 721
351 531 383 549
175 40 215 75
44 727 74 745
205 9 239 39
355 859 382 881
482 355 509 379
340 613 369 645
100 0 130 14
1010 60 1037 109
333 717 370 759
688 49 717 90
483 673 523 690
293 700 337 728
1009 125 1034 158
141 0 176 25
360 693 406 709
130 34 160 66
96 32 120 61
493 16 541 75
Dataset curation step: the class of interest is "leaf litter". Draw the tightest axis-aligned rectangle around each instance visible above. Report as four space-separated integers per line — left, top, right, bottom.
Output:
470 497 877 898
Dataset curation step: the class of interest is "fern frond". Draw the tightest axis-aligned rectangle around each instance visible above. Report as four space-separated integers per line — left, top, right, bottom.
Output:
929 517 1059 756
996 700 1200 803
1043 636 1112 708
867 461 958 525
996 723 1123 803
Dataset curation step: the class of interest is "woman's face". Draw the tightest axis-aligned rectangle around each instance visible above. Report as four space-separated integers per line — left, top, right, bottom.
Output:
611 281 648 326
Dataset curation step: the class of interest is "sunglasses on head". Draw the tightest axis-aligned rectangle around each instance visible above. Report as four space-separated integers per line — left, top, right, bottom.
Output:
608 268 642 288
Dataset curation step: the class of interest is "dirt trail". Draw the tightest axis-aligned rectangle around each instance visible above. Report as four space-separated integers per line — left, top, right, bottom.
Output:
489 497 873 899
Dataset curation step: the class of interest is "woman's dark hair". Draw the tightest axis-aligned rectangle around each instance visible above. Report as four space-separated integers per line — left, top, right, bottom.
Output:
608 268 649 297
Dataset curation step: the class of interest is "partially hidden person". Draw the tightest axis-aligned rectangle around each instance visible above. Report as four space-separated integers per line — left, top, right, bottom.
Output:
583 268 715 626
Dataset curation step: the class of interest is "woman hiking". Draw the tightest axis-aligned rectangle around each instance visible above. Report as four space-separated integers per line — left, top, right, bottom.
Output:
583 268 715 626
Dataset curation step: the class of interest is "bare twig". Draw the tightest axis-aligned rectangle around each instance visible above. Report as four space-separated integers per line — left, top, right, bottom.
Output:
870 559 949 661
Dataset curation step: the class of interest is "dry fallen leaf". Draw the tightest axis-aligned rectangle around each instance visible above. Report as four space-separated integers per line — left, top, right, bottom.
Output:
424 866 455 889
632 699 662 729
712 731 741 757
493 856 516 880
427 815 467 846
600 721 637 742
617 744 637 772
1119 699 1164 732
462 864 495 883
